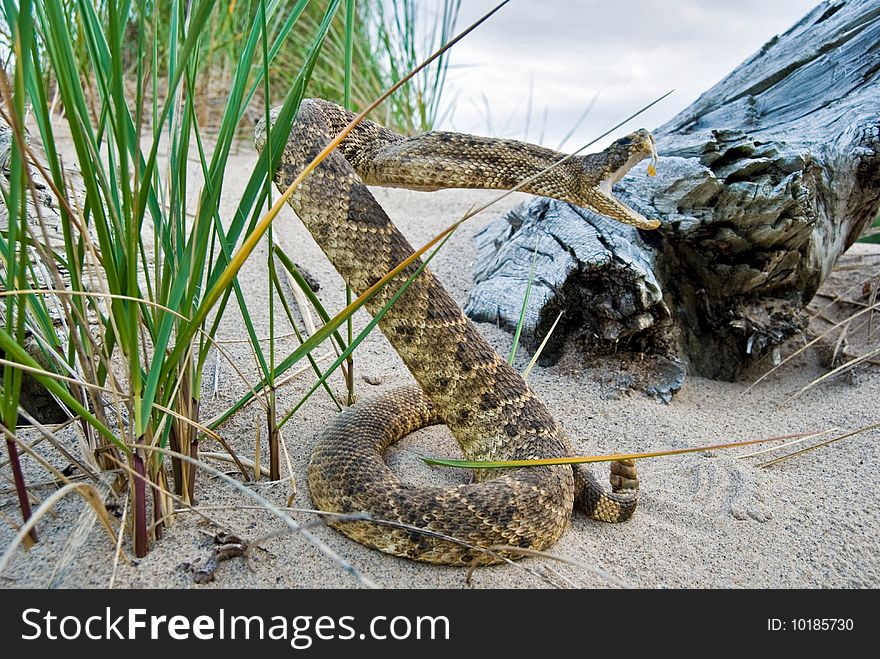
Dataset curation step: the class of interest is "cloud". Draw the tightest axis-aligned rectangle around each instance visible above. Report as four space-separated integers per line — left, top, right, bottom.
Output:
437 0 819 149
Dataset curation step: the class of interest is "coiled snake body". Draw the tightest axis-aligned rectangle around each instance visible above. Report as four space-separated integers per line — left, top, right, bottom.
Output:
255 99 656 565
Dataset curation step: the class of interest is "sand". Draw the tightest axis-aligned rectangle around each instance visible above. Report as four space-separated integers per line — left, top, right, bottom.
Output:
2 142 878 589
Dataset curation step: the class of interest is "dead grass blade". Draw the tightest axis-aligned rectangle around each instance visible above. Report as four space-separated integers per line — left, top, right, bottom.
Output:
200 452 272 478
14 407 99 482
737 428 838 459
523 310 563 379
759 422 880 468
108 492 130 589
782 344 880 405
744 300 880 394
47 472 116 587
0 357 119 396
424 432 816 470
0 482 117 576
276 426 298 505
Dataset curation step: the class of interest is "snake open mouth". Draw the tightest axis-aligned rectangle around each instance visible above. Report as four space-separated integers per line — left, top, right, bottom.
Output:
595 130 660 230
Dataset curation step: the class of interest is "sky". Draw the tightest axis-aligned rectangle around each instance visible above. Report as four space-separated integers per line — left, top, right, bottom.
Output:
432 0 820 150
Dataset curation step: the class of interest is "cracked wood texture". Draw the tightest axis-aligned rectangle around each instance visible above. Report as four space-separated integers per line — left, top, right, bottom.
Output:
465 0 880 380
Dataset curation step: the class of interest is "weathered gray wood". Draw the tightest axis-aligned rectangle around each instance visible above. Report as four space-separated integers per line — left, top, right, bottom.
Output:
466 0 880 380
467 197 668 355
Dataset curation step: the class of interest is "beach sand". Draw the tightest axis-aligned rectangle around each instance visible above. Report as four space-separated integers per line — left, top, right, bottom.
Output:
2 143 878 589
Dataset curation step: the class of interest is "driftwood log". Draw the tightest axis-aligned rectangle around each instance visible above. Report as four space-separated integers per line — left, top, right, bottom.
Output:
465 0 880 383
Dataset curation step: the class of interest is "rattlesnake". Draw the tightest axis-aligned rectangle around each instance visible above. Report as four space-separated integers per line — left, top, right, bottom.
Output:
254 99 656 565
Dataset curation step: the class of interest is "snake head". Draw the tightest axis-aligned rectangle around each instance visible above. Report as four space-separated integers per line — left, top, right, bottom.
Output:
576 129 660 230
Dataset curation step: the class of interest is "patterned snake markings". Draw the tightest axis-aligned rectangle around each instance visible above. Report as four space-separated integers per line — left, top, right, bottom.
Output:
255 99 656 565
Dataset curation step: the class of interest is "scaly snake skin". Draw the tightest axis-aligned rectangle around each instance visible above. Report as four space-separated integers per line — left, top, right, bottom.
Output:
254 99 656 565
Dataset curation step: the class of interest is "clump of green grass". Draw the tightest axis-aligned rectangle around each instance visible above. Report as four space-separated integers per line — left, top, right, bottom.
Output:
0 0 344 558
25 0 458 136
0 0 464 564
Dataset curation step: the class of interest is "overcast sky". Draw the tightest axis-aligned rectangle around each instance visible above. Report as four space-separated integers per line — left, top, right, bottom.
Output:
434 0 820 149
